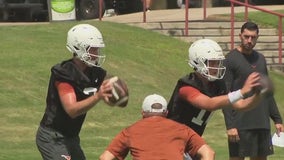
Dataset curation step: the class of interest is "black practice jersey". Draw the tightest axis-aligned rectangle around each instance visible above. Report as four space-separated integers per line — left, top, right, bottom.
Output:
40 59 106 137
222 49 282 130
167 73 227 136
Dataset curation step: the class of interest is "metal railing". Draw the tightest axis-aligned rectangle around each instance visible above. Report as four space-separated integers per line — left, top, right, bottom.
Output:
99 0 103 21
141 0 283 64
98 0 283 64
184 0 207 36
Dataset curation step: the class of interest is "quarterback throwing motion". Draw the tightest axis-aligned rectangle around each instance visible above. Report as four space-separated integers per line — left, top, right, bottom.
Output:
36 24 114 160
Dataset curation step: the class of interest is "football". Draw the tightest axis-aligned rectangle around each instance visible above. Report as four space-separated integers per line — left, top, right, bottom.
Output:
107 76 129 107
253 73 274 96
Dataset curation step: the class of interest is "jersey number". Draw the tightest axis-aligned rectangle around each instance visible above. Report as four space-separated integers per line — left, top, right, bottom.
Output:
192 110 213 126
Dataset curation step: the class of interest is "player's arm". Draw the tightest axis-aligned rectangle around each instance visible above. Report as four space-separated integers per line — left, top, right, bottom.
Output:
180 86 231 111
57 80 112 118
231 93 262 111
195 144 215 160
187 130 215 160
100 129 129 160
180 72 261 111
99 151 118 160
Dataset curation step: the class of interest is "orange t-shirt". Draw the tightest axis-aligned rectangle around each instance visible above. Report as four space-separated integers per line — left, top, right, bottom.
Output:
106 116 206 160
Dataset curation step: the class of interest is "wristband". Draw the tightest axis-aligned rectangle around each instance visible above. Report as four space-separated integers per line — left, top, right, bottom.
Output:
228 89 244 104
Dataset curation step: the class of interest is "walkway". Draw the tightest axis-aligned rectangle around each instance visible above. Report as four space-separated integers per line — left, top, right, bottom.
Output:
101 5 284 23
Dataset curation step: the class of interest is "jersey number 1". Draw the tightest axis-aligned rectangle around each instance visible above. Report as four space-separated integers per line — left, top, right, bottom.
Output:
192 110 213 126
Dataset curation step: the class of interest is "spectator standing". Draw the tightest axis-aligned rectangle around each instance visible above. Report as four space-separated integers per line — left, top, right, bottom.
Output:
222 21 284 160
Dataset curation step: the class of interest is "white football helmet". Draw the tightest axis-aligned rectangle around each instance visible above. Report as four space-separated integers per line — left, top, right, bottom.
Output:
188 39 226 81
66 24 105 67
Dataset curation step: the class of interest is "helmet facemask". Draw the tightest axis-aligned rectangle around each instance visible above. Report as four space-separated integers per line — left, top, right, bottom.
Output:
198 58 226 81
75 45 106 67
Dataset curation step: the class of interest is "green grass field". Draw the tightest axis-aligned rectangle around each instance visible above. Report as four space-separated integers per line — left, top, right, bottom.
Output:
0 17 284 159
215 9 284 30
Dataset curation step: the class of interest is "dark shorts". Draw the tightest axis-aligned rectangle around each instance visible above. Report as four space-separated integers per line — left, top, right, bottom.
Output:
36 126 86 160
228 129 274 158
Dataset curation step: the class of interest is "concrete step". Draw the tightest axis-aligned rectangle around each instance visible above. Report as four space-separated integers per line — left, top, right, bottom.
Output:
153 28 279 37
129 20 284 70
129 21 278 35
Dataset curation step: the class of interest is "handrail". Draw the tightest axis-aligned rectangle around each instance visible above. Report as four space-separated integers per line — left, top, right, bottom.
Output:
99 0 103 21
99 0 283 64
184 0 207 36
228 0 283 64
141 0 208 34
143 0 146 22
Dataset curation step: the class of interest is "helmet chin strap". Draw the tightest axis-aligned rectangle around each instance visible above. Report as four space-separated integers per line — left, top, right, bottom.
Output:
206 75 217 82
